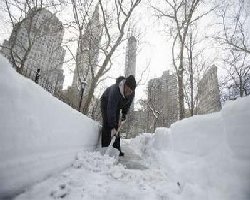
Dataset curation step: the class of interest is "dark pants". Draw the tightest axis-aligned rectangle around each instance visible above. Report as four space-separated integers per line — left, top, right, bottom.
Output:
101 98 121 151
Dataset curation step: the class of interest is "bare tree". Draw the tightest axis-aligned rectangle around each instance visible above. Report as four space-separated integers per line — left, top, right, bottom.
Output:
63 0 142 114
69 0 95 82
1 0 64 74
147 101 161 131
80 0 142 114
215 0 250 102
183 27 210 116
146 79 163 132
216 0 250 55
184 30 197 116
222 50 250 99
1 0 41 72
66 0 100 111
151 0 215 119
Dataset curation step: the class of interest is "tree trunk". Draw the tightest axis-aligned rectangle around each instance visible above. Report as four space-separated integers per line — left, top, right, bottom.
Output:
178 44 185 120
177 70 185 119
82 78 97 114
239 77 244 97
189 34 194 116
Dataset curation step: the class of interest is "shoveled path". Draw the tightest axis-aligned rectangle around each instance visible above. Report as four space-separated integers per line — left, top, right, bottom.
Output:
118 144 148 170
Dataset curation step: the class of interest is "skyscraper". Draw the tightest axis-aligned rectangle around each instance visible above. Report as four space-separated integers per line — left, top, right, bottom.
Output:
125 36 137 78
69 4 102 112
1 8 65 93
124 35 137 137
147 71 178 131
72 4 102 93
197 65 221 114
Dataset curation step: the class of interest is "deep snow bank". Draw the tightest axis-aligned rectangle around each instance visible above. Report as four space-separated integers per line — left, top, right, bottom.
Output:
0 55 100 198
169 99 250 200
169 96 250 160
131 96 250 200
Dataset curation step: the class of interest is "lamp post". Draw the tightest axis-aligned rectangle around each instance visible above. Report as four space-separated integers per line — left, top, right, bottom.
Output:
78 78 87 112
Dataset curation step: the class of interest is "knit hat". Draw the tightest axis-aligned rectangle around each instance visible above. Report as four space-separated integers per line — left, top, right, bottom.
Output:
125 75 136 90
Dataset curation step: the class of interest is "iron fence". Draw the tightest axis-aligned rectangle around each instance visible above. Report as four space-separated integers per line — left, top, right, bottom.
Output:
22 67 62 96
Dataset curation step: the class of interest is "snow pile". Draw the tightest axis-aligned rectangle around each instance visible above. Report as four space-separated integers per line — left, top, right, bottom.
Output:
0 55 100 198
222 97 250 159
134 96 250 200
171 113 224 156
153 127 173 151
15 150 176 200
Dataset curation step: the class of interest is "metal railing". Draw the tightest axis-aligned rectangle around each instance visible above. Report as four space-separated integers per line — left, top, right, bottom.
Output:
22 67 61 95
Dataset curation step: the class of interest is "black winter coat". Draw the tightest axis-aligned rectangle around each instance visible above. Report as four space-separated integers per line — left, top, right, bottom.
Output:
101 79 134 129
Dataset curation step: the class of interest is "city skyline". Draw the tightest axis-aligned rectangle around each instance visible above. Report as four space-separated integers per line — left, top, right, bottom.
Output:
1 0 249 108
0 1 173 101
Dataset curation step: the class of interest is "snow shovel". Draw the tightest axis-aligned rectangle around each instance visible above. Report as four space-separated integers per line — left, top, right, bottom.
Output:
105 120 124 156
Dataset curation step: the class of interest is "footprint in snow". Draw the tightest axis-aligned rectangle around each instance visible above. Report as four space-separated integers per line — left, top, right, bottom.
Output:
50 183 70 199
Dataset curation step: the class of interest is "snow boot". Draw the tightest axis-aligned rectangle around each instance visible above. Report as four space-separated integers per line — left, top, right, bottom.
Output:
119 151 124 157
112 135 124 156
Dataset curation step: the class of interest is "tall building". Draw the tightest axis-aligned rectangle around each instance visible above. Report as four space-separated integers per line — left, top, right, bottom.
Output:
70 4 102 111
197 65 221 114
72 4 102 92
161 71 179 127
147 71 178 131
125 36 137 78
1 8 65 93
123 35 137 137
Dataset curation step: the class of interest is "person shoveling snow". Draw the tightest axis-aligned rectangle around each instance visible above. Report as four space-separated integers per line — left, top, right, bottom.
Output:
100 75 136 156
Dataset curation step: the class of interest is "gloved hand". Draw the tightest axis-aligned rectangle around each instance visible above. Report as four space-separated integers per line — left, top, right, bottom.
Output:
111 128 117 137
121 114 126 122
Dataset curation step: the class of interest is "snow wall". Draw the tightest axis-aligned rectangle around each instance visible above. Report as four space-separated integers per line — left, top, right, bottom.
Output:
0 55 101 198
152 96 250 160
170 96 250 159
152 96 250 199
128 95 250 199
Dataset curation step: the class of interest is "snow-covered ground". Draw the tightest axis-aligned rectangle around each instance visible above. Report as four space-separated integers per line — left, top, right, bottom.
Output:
1 55 250 200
